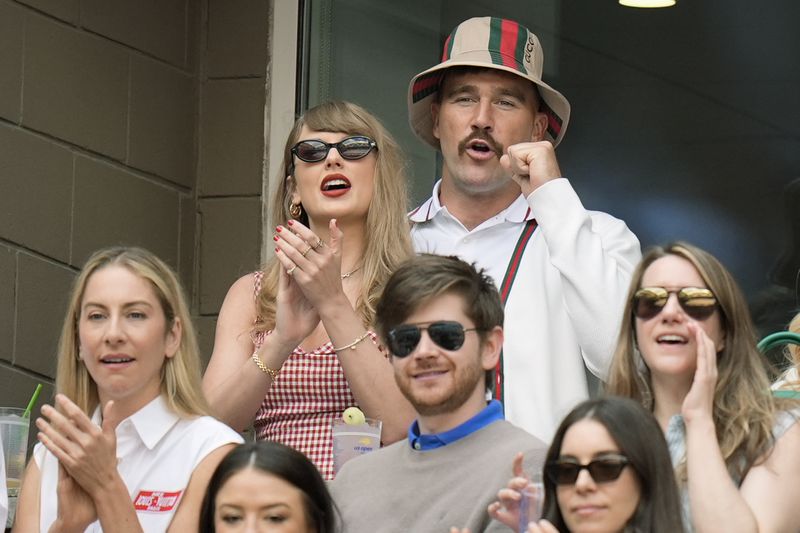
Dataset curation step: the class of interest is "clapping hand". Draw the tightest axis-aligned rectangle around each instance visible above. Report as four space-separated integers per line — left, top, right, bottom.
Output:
36 396 125 531
274 218 348 306
52 462 97 531
36 395 121 500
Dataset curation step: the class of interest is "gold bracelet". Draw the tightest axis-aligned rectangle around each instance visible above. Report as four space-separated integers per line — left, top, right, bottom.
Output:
333 331 370 352
251 352 280 380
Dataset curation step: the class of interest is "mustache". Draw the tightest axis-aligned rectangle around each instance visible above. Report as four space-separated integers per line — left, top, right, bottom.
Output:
458 131 504 157
409 359 446 373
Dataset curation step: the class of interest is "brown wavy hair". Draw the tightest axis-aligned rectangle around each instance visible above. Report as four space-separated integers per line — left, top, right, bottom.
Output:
255 101 412 332
606 241 797 482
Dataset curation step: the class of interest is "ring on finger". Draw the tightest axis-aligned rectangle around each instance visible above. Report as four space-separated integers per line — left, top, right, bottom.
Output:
301 246 312 257
313 238 324 250
287 266 297 276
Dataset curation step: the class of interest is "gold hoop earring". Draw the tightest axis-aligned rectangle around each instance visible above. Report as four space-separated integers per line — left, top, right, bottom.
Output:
289 202 303 219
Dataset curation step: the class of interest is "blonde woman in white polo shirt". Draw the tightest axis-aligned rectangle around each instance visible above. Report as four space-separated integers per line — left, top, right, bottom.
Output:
14 247 242 532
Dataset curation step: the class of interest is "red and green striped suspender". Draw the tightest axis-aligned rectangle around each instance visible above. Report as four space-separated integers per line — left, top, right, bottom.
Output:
494 218 538 403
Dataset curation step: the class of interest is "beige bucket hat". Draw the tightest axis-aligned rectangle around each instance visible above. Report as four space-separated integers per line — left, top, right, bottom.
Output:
408 16 571 148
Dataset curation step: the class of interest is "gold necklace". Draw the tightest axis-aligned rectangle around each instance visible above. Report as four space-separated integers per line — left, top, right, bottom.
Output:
341 266 361 279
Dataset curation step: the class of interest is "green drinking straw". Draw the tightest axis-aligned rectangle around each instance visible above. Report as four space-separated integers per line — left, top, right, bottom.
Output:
23 383 43 418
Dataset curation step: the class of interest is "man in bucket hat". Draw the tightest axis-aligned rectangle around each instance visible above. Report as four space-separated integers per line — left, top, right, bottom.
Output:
407 16 641 441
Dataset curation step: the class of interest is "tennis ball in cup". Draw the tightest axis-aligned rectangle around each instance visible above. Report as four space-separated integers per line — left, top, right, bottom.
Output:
342 406 366 425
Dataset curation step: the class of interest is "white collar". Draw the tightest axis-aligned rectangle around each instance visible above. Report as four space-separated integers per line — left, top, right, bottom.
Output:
408 179 534 224
91 395 181 450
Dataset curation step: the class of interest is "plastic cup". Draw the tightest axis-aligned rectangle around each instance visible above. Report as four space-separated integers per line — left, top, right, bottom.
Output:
331 417 381 475
1 407 31 528
518 473 544 532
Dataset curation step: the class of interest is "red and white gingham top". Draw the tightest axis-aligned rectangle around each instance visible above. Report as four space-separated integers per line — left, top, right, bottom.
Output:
250 271 363 480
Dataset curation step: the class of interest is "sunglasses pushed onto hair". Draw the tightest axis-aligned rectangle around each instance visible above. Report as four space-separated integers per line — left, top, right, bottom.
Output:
291 136 377 163
545 454 630 485
633 287 717 321
387 321 479 357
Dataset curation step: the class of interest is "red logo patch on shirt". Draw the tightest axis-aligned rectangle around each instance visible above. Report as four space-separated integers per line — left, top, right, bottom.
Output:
133 490 182 512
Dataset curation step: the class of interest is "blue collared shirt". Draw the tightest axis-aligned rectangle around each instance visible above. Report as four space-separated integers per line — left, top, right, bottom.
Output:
408 400 505 451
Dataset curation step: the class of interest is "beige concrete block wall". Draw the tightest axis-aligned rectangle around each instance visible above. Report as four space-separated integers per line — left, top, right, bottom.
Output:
1 0 272 415
196 0 270 362
0 2 24 122
0 0 212 417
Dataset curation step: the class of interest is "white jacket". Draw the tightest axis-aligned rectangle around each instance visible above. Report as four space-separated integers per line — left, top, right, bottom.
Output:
410 178 641 441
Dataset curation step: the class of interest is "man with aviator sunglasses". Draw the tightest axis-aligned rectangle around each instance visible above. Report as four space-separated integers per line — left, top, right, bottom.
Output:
407 17 641 442
331 255 547 533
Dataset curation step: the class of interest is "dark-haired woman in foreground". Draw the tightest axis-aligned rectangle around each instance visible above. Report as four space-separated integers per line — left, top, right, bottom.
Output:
200 441 336 533
483 396 683 533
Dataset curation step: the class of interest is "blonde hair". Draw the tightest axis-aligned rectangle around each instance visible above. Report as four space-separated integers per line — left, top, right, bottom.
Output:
606 242 796 482
255 101 413 331
790 312 800 364
778 311 800 389
56 247 210 418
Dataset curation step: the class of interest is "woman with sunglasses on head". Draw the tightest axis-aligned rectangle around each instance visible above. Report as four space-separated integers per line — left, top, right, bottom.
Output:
14 247 242 532
464 396 683 533
202 101 415 479
606 242 800 532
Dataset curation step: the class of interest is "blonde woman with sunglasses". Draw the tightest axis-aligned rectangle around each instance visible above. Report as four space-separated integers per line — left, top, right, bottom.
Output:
202 101 415 480
607 242 800 532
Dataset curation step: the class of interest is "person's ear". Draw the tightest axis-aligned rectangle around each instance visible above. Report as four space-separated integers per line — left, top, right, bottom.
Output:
531 112 548 142
165 317 182 359
480 326 504 371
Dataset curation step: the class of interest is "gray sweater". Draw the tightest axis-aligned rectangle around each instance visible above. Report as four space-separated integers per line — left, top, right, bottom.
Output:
330 419 547 533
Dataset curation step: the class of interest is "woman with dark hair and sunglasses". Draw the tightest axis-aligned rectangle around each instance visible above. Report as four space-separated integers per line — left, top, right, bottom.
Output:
199 441 337 533
606 242 800 532
202 101 415 480
465 396 683 533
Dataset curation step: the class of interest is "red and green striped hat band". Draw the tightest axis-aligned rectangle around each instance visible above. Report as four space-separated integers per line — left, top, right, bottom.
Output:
408 17 570 149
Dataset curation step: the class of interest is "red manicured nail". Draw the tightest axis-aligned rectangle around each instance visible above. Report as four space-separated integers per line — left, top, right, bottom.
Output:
274 247 279 253
287 220 294 226
273 235 279 241
276 226 282 232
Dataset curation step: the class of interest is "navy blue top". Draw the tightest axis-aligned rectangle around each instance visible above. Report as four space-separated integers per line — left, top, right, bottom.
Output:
407 400 504 451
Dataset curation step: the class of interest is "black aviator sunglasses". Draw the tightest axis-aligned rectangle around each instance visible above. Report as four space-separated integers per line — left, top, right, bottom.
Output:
386 321 479 357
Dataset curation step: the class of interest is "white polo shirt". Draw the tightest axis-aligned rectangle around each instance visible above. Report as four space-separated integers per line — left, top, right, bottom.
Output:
35 395 243 532
411 178 641 441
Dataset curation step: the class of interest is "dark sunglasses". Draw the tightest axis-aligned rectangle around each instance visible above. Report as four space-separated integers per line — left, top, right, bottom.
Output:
291 135 377 163
633 286 717 321
545 454 630 485
386 321 479 358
